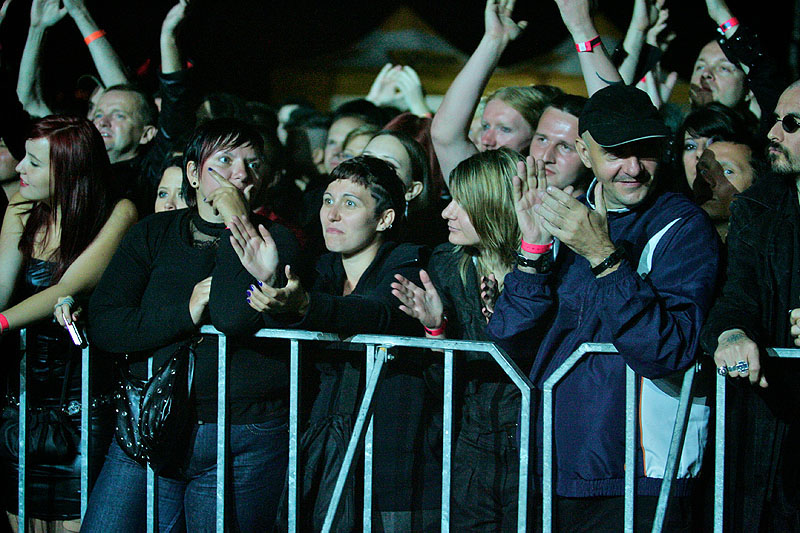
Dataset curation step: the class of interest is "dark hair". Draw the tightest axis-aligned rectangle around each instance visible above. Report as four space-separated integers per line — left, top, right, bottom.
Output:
19 115 115 281
195 92 249 125
370 130 432 211
181 118 266 207
331 99 387 129
103 84 158 127
383 112 444 202
546 94 588 120
669 102 757 194
328 155 406 239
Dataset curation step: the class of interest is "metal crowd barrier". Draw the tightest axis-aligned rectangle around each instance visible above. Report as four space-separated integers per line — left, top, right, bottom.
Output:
713 347 800 533
14 330 699 533
542 343 699 533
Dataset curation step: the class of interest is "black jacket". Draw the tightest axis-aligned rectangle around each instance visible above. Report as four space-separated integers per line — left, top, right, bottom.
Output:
701 174 800 530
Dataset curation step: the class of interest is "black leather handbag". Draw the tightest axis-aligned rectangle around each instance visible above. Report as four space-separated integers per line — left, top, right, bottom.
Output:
0 358 80 464
114 339 197 472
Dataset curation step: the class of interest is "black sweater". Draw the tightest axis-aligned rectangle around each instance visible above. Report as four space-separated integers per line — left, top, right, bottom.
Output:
88 209 299 423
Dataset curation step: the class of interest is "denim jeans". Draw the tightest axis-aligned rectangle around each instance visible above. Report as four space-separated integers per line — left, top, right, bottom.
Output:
82 417 288 533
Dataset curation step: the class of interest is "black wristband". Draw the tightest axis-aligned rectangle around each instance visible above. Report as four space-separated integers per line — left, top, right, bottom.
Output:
516 251 553 274
591 247 626 276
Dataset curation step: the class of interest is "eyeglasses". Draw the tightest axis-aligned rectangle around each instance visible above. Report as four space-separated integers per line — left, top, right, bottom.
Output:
776 114 800 134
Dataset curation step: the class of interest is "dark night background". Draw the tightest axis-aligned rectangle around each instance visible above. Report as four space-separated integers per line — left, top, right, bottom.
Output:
0 0 797 107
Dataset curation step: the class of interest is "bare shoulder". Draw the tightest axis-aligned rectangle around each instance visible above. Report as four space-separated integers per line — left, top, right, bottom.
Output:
108 199 139 226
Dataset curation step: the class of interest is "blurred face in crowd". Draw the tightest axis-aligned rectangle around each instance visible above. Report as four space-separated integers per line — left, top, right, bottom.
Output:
276 104 299 145
320 178 393 258
529 107 585 190
362 134 423 202
442 199 480 247
694 142 754 221
92 90 156 164
682 133 714 189
577 133 661 210
337 133 373 164
324 117 367 173
154 166 187 213
15 137 52 203
187 143 263 204
767 85 800 175
0 139 19 182
690 41 749 108
479 98 533 153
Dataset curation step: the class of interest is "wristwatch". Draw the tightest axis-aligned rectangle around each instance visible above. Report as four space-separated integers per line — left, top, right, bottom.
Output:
516 251 553 274
591 246 626 276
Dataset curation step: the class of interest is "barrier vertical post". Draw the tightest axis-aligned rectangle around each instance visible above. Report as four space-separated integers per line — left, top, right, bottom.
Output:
18 329 27 532
216 333 228 533
363 344 378 532
288 339 300 533
146 357 157 533
714 374 725 533
80 342 91 519
440 348 454 532
624 366 636 533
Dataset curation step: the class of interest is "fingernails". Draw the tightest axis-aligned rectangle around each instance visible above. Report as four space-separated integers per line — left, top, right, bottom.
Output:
246 299 251 304
257 280 263 286
250 284 255 290
246 290 251 297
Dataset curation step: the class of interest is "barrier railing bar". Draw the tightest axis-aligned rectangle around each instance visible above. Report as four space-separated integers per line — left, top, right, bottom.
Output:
516 346 531 533
652 365 696 532
714 371 725 533
441 348 454 531
363 344 378 532
625 366 635 533
146 357 157 533
216 333 228 533
80 341 91 520
288 338 300 533
322 347 387 533
765 348 800 359
18 329 27 532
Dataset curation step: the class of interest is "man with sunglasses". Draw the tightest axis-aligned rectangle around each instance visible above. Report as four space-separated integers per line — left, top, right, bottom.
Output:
702 81 800 531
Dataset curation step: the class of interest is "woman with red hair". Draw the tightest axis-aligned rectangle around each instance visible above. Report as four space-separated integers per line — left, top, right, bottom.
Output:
0 115 137 530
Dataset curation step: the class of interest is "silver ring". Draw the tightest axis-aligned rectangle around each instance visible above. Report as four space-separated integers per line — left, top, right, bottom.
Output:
717 365 728 376
735 360 749 373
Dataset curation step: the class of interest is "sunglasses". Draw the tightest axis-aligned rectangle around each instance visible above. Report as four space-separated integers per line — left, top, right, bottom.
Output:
776 114 800 134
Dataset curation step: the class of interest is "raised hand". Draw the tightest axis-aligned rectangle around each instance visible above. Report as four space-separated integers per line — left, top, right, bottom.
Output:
391 270 445 330
247 265 309 316
205 167 252 225
480 274 498 322
0 0 13 26
162 0 188 38
228 214 278 284
704 0 734 26
513 156 551 245
485 0 527 43
535 182 616 269
189 276 212 325
393 66 431 116
30 0 67 29
366 63 400 106
554 0 594 41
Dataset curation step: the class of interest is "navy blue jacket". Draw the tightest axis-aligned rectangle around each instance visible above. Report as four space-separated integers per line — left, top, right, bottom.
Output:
488 185 720 497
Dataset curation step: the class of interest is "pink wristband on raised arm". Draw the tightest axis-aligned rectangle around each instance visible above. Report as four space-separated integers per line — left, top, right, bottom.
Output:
0 314 9 334
717 17 739 35
521 239 554 255
424 317 447 337
575 35 602 53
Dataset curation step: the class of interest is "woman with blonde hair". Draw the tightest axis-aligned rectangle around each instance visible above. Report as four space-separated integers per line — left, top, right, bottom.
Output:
392 146 533 530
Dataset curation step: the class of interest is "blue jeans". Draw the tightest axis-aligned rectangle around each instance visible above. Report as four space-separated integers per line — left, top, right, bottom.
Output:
82 417 289 533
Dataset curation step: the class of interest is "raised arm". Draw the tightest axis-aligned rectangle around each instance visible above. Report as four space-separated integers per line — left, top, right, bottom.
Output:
160 0 188 75
17 0 66 117
431 0 526 184
554 0 622 96
64 0 129 87
1 198 137 331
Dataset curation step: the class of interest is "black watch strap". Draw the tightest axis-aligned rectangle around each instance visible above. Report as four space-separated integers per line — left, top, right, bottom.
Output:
516 251 553 274
591 246 626 276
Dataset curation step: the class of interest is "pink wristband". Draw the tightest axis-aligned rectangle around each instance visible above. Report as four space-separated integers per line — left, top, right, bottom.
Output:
521 239 554 255
717 17 739 35
0 314 9 333
84 30 106 46
575 35 602 53
424 317 447 337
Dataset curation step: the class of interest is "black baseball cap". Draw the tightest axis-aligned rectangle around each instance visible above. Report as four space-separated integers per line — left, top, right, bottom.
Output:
578 84 669 147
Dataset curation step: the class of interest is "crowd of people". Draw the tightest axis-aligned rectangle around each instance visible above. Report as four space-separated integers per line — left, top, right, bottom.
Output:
0 0 797 530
